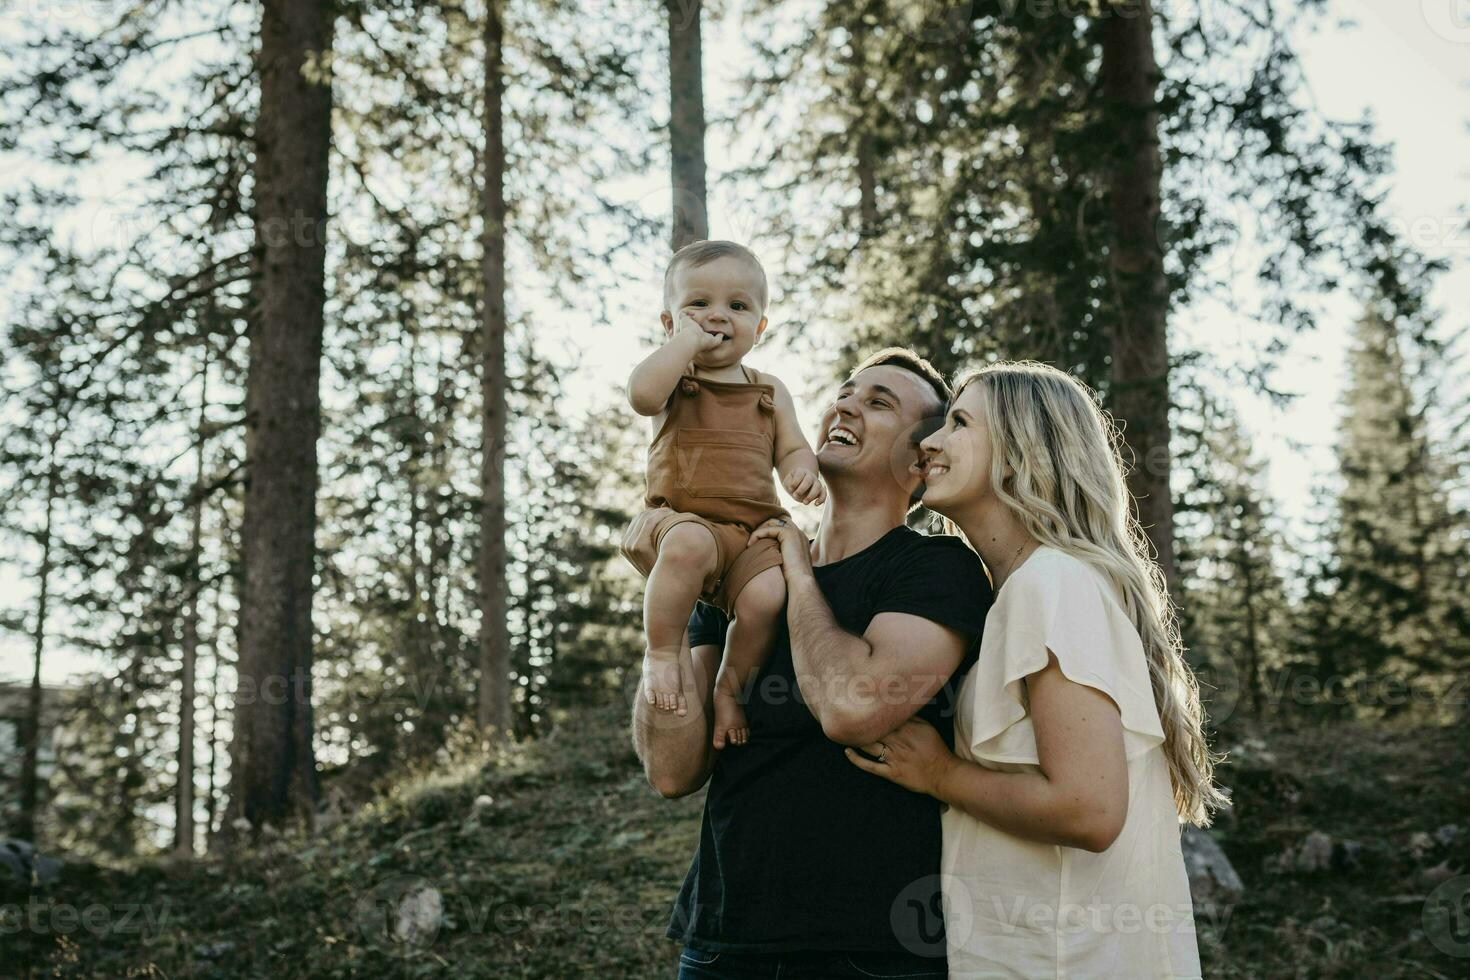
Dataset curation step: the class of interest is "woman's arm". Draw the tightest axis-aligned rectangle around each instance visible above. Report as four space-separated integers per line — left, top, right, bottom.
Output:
846 651 1130 852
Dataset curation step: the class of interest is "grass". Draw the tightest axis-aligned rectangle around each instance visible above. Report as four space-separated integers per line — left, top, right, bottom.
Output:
3 705 1467 978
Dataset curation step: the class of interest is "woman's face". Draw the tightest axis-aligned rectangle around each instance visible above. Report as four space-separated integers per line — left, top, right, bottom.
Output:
918 382 997 517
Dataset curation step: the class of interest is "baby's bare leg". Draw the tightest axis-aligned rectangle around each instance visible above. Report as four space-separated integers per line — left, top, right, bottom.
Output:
713 566 786 748
644 521 719 715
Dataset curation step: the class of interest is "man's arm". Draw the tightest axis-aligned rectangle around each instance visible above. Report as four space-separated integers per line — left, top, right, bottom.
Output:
784 570 967 746
631 631 720 797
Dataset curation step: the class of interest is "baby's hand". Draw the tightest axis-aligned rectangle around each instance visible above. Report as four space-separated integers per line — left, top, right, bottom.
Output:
783 467 826 506
673 311 722 351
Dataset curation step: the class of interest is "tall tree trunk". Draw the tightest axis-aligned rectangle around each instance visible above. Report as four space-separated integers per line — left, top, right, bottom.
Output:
1099 0 1178 596
226 0 334 836
17 446 58 843
667 0 707 250
1017 31 1066 366
175 345 209 857
856 135 877 237
478 0 512 739
205 566 224 840
850 5 877 240
1233 522 1262 716
120 643 144 855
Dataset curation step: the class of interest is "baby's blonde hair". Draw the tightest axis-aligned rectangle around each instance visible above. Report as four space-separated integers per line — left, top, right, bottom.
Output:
662 240 769 313
955 360 1227 826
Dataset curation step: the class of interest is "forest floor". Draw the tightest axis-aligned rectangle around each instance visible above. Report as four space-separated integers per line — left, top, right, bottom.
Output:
4 703 1468 979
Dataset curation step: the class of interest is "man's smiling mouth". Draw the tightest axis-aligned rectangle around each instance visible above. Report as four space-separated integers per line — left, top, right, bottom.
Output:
826 425 859 447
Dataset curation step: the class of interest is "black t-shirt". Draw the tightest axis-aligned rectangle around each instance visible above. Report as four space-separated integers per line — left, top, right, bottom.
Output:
668 525 993 956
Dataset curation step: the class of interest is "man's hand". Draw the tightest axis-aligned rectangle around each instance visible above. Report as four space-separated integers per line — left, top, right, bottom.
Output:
672 311 722 352
748 518 813 577
782 467 826 506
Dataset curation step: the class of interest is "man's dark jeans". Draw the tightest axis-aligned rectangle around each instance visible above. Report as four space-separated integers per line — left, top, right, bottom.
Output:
676 946 946 979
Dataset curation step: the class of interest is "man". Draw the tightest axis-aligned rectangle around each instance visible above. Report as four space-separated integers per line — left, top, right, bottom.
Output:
628 347 995 978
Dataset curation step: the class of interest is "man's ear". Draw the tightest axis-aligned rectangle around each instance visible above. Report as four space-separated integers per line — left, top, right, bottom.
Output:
660 310 675 336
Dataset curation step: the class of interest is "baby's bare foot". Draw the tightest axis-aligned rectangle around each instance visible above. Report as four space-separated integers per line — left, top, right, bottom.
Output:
642 649 687 715
712 687 749 749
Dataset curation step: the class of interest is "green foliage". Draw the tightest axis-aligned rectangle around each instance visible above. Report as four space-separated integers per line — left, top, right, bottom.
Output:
1307 307 1470 721
1174 379 1294 723
0 0 652 849
738 1 1439 395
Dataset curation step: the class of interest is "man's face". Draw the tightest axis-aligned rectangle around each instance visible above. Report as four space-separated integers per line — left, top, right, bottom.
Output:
816 365 945 499
660 256 768 369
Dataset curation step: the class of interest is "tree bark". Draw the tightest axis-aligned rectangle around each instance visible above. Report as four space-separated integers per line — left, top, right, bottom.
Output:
1231 517 1262 715
175 345 209 857
17 446 58 844
226 0 334 836
205 563 224 840
850 6 878 239
1099 0 1178 596
478 0 512 739
667 0 707 250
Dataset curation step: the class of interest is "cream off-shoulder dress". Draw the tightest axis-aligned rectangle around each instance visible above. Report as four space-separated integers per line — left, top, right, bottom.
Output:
940 547 1202 979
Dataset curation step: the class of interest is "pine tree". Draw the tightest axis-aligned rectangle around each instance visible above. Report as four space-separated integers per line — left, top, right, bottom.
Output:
0 393 63 844
226 0 336 836
1098 0 1176 593
2 0 653 849
2 0 259 853
478 0 514 740
737 0 1441 600
504 350 643 734
306 0 646 772
667 0 707 249
1325 305 1469 719
1174 382 1293 721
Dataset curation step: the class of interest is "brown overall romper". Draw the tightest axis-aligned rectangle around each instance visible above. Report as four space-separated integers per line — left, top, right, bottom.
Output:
619 365 790 615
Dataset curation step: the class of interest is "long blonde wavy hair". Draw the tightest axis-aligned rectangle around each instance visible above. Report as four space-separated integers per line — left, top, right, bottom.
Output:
954 361 1226 826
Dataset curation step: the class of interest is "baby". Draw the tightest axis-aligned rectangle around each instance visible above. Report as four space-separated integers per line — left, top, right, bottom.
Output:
622 240 823 750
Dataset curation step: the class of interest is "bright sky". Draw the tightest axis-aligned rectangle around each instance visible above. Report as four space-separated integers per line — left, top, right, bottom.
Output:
2 0 1467 686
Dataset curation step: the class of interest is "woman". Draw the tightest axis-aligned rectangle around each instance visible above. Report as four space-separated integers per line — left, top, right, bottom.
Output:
845 361 1224 978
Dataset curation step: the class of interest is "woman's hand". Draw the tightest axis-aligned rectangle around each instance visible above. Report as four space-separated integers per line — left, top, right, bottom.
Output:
748 518 813 576
844 717 957 799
